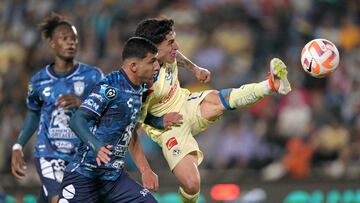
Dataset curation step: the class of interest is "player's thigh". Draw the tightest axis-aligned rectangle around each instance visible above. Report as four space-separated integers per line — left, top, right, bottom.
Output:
184 91 221 135
199 90 226 121
58 171 101 203
34 157 67 202
172 153 200 188
160 123 203 171
104 171 157 203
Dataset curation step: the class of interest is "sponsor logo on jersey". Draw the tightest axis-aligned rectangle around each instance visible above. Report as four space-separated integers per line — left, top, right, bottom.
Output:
39 79 53 85
83 99 100 110
89 93 104 102
127 98 133 108
105 87 117 100
43 87 51 97
49 108 77 139
172 148 181 156
74 81 85 96
166 137 178 150
159 80 178 104
72 76 85 80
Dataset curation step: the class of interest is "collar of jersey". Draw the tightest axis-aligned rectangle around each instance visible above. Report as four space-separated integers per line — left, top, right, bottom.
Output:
46 63 80 79
119 68 141 91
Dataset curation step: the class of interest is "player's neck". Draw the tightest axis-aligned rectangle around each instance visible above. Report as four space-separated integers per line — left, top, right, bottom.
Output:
122 67 141 86
54 58 76 74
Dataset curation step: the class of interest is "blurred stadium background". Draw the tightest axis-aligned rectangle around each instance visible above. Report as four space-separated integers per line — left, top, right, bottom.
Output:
1 0 360 202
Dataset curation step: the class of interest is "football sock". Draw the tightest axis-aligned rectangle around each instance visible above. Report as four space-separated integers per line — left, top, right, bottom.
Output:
219 80 272 110
179 187 199 203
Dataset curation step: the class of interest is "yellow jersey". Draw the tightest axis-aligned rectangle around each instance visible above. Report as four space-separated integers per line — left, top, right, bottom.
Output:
140 61 190 142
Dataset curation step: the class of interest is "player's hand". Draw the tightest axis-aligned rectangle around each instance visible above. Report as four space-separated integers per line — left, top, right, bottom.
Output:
11 150 27 180
193 66 211 83
55 94 82 109
96 145 113 166
163 112 183 129
141 168 159 192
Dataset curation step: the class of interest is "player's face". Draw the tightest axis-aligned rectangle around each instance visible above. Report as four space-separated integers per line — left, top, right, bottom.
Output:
136 52 160 83
157 31 178 64
50 24 78 62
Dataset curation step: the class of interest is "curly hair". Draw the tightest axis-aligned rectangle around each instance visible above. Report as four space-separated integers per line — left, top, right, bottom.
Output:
38 12 73 40
134 18 174 45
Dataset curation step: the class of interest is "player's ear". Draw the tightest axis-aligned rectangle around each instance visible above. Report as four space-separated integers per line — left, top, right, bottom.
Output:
49 39 55 49
129 60 137 73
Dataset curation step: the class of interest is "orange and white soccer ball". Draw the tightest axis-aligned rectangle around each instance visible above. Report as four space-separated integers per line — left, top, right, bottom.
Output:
300 39 340 78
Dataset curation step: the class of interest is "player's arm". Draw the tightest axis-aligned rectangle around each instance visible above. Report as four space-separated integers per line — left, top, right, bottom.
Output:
176 51 211 83
144 112 183 129
128 127 158 191
69 110 112 166
11 110 40 179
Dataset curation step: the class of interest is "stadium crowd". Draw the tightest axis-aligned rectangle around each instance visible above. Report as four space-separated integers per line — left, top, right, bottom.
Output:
1 0 360 191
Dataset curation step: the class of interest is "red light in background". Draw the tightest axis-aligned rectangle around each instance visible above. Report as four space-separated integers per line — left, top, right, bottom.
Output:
210 184 240 201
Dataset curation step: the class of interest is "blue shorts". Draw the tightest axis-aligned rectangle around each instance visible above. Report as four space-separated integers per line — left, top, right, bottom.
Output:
34 157 68 203
58 171 158 203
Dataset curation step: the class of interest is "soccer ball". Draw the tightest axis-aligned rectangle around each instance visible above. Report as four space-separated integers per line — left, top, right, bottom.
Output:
300 38 340 78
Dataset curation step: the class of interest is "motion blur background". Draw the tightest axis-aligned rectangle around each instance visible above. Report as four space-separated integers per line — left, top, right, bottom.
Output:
1 0 360 202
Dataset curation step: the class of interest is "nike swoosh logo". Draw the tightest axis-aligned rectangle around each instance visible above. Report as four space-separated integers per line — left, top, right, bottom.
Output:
307 59 313 72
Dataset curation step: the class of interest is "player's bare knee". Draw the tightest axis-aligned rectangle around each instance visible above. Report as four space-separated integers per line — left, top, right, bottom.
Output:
182 177 200 194
200 90 225 120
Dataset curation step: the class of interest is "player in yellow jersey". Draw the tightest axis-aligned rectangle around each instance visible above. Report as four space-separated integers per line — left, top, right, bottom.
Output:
135 18 291 203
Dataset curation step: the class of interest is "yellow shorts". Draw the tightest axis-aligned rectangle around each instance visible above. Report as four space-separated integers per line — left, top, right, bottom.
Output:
143 90 219 170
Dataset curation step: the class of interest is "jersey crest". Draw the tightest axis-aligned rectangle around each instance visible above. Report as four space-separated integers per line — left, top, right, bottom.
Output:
74 81 85 96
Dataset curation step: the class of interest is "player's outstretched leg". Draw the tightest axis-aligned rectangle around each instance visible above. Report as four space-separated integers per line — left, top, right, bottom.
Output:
268 58 291 95
217 57 291 111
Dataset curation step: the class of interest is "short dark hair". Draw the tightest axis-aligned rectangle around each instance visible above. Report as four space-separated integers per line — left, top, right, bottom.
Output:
122 37 158 61
38 12 73 40
134 18 174 45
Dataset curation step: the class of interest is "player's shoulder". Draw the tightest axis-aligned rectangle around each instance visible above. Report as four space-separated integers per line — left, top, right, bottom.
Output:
102 70 142 94
78 62 103 75
30 64 52 83
102 70 129 86
156 62 177 81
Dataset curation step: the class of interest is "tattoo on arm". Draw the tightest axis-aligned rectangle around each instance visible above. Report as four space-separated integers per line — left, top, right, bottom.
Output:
176 51 196 71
